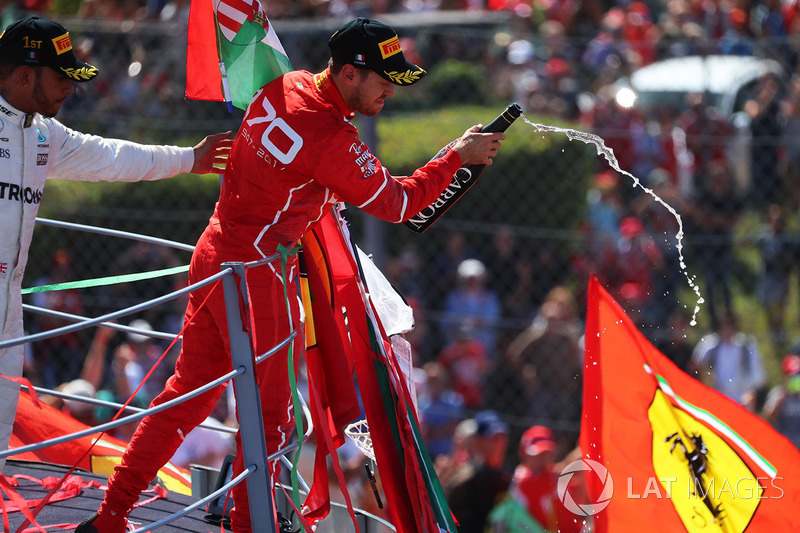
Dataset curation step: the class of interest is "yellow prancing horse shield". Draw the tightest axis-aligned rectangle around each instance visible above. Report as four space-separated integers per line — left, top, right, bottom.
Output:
648 389 762 532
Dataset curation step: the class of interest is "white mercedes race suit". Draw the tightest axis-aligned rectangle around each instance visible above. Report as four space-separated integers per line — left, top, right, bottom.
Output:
0 95 194 470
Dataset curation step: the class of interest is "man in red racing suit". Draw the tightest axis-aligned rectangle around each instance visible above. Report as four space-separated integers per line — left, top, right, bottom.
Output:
79 17 505 533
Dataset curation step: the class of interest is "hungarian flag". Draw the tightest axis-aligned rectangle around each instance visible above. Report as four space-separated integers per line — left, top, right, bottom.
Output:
186 0 292 110
580 275 800 532
10 392 191 495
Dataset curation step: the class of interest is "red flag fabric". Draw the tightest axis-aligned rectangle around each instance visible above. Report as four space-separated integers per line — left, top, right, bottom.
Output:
10 392 191 495
298 225 362 525
301 210 420 531
580 275 800 532
300 208 455 533
186 0 221 103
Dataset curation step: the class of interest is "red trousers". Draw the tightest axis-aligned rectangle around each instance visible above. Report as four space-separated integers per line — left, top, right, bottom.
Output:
102 229 301 533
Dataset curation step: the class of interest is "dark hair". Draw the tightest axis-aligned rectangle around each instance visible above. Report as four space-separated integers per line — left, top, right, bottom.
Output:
327 57 370 80
0 62 19 79
719 309 739 329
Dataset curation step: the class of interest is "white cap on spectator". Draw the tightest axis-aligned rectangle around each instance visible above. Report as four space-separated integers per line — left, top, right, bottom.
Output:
457 258 486 281
507 39 535 65
127 319 153 344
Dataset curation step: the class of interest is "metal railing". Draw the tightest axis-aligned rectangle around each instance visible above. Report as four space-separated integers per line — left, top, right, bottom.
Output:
0 218 383 533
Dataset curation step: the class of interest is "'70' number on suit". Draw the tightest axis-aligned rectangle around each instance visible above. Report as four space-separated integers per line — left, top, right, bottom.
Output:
245 89 304 165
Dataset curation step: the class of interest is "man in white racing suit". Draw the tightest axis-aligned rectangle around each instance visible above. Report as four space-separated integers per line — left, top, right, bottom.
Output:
0 15 232 471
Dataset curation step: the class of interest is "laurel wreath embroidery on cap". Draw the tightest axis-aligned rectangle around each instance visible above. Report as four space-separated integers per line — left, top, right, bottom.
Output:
60 65 98 80
385 69 424 85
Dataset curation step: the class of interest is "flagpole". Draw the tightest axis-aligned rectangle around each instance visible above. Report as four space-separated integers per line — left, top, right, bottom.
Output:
219 60 234 113
212 0 234 112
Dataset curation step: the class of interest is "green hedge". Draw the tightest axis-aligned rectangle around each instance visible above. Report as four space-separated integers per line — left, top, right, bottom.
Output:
353 104 597 255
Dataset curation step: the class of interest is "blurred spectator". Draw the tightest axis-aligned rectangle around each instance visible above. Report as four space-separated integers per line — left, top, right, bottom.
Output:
614 215 666 326
428 231 479 308
650 106 685 189
438 321 490 409
30 249 87 389
718 8 755 56
632 168 683 325
682 160 743 330
484 225 519 302
588 98 638 179
441 259 502 356
750 0 797 69
744 72 784 209
538 56 579 118
651 308 697 375
621 2 658 66
483 225 536 341
751 205 797 352
482 343 529 426
60 378 99 426
679 92 734 192
495 39 540 108
585 170 623 251
691 310 766 411
505 286 582 453
435 417 478 490
419 361 466 459
112 319 172 407
781 75 800 208
504 426 583 533
62 325 144 440
581 10 630 80
76 325 116 397
761 354 800 449
446 410 511 533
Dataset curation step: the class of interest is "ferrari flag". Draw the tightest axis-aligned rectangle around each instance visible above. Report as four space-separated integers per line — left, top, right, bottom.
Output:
10 391 191 495
580 275 800 532
186 0 292 110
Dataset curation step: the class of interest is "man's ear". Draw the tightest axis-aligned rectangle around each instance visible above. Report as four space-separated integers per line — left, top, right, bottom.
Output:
15 65 34 86
340 64 359 85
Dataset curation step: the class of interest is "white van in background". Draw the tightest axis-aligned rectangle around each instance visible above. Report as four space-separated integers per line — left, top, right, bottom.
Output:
609 55 785 194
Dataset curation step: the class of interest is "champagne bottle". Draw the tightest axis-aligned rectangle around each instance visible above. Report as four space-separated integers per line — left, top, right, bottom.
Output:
403 103 523 233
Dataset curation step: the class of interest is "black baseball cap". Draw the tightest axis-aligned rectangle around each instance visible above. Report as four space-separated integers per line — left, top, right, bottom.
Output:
0 16 98 82
329 17 425 86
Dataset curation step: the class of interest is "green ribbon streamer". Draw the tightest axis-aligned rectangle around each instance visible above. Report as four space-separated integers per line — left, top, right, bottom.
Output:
276 243 304 513
21 265 190 294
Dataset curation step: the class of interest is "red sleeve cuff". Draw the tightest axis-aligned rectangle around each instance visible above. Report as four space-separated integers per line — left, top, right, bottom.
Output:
440 147 463 174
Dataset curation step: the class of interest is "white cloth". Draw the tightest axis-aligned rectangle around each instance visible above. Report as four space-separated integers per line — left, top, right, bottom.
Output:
358 246 414 336
170 416 235 469
0 94 193 470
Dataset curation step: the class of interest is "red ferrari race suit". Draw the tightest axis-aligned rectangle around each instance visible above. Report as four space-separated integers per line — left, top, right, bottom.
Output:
100 68 463 533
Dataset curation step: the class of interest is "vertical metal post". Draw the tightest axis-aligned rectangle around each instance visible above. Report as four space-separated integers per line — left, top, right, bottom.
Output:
221 262 275 533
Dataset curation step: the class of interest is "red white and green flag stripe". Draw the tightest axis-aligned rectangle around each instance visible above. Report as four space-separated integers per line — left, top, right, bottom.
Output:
186 0 292 110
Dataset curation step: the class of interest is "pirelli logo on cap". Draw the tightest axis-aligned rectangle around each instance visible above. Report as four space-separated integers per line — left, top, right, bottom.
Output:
378 36 401 59
52 32 72 55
